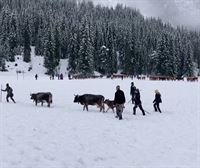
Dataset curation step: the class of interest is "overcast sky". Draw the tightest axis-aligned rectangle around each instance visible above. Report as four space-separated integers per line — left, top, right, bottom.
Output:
90 0 200 29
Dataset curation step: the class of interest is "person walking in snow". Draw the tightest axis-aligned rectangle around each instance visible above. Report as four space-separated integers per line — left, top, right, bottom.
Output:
153 89 162 113
60 73 63 80
1 83 16 103
35 74 38 80
133 88 145 116
114 85 126 120
130 82 136 104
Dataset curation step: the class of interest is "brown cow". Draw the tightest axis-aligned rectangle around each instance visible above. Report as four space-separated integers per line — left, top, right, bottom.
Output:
104 99 115 113
74 94 105 112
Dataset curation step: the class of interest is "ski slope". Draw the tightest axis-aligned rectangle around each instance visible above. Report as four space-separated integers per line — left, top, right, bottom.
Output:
0 75 199 168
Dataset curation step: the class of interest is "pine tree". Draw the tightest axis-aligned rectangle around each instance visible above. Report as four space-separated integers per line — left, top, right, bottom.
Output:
98 45 108 74
53 26 61 67
22 21 31 62
184 42 194 76
68 30 79 74
123 34 136 75
44 28 55 75
156 32 175 76
77 16 94 76
0 45 7 71
106 26 117 75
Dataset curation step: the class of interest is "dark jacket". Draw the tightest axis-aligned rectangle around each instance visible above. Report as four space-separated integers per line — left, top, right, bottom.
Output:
134 91 141 105
2 86 13 96
153 93 162 103
130 86 136 96
114 90 125 105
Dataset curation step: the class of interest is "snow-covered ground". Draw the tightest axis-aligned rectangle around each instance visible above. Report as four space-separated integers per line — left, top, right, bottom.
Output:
0 74 199 168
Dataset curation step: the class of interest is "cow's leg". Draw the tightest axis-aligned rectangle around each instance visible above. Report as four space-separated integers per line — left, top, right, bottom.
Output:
86 105 88 111
100 103 105 112
35 100 37 106
112 108 115 113
41 101 43 106
102 104 105 112
48 102 50 107
99 104 102 112
83 105 85 111
106 107 109 112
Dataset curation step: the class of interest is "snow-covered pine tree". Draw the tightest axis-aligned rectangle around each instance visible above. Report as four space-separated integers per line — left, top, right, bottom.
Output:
44 27 55 75
77 16 94 76
123 33 136 75
0 45 6 71
68 29 79 74
53 26 61 68
184 41 194 76
98 45 108 74
106 26 117 75
22 19 31 62
156 33 169 75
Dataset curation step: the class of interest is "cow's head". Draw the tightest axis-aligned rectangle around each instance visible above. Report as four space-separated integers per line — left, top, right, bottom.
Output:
104 99 109 104
30 93 37 100
73 95 80 103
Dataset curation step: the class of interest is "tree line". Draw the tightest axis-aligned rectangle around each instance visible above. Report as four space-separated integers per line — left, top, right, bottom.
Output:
0 0 200 77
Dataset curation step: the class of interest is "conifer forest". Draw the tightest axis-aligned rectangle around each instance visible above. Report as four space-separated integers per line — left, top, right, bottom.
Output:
0 0 200 77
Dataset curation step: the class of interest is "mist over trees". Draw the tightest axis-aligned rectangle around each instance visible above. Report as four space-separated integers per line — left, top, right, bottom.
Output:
0 0 199 76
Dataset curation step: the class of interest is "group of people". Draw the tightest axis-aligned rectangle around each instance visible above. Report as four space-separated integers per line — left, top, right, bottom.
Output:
49 73 64 80
113 82 162 120
35 73 64 80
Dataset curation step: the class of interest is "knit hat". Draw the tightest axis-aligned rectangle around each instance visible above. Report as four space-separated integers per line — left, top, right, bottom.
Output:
116 85 120 90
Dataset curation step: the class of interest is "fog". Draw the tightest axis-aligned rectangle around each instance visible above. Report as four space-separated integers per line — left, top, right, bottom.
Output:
90 0 200 29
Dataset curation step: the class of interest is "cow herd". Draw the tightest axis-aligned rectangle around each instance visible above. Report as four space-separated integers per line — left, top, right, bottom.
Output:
29 92 116 113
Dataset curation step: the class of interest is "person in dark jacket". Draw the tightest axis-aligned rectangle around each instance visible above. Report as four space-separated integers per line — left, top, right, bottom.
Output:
130 82 136 104
1 83 16 103
114 85 126 120
133 88 145 116
153 89 162 113
35 74 38 80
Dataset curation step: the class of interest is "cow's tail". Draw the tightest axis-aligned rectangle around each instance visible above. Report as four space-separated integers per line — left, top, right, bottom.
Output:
101 96 105 112
49 94 53 103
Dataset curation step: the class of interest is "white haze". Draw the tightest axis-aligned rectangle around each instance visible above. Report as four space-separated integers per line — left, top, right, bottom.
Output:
90 0 200 29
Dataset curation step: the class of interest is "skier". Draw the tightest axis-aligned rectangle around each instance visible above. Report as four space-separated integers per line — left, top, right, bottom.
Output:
153 89 162 113
1 83 16 103
114 85 126 120
130 82 136 104
133 88 145 116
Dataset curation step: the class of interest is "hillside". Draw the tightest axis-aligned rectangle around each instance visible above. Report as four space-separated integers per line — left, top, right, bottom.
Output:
4 47 68 77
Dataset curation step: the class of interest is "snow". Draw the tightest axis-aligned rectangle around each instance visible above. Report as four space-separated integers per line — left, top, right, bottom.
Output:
0 74 199 168
4 47 69 78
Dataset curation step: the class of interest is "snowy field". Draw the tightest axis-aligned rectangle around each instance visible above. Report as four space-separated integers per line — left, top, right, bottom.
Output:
0 74 199 168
